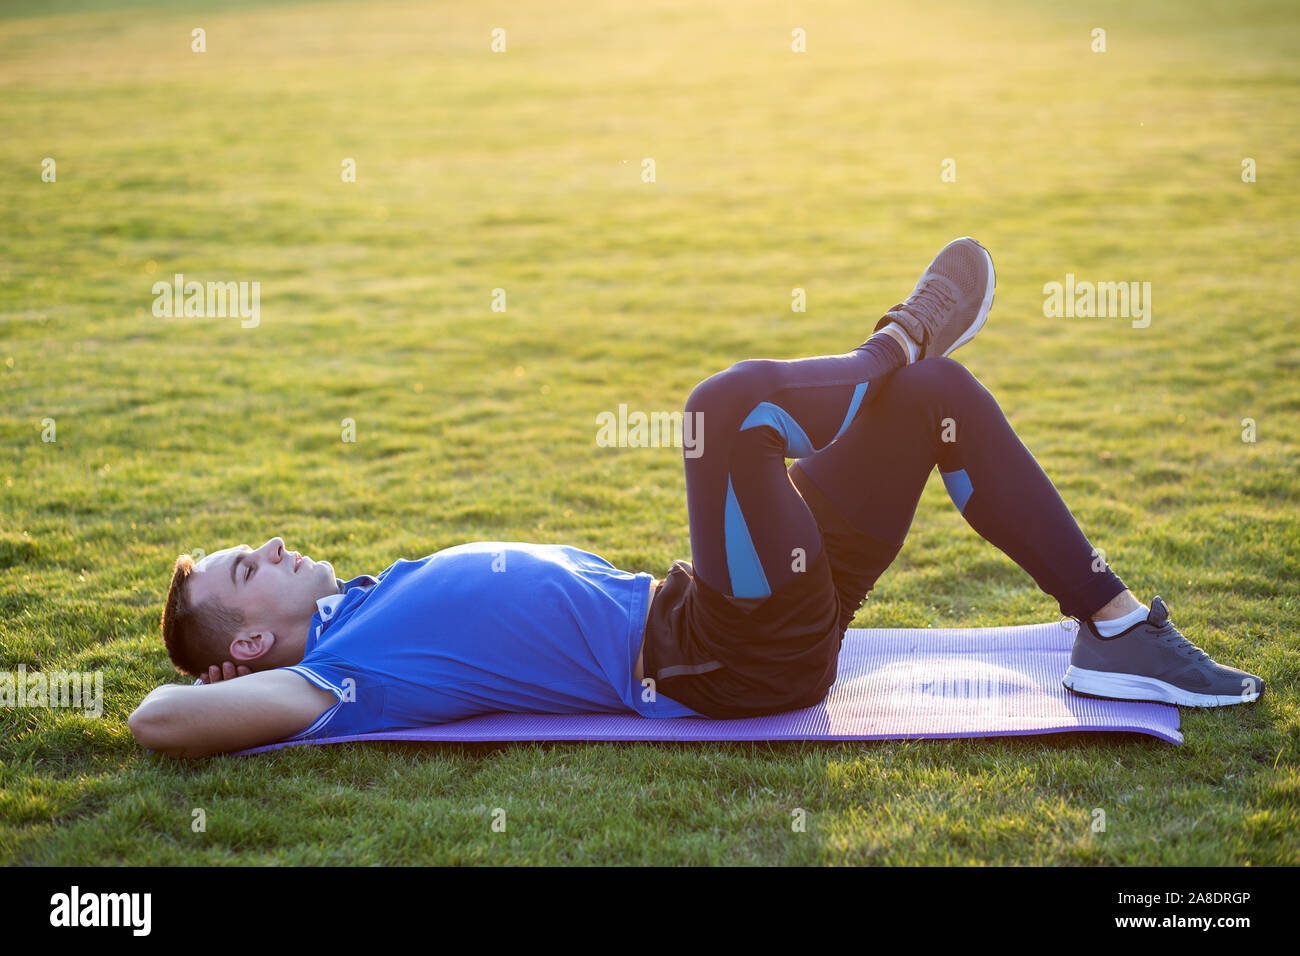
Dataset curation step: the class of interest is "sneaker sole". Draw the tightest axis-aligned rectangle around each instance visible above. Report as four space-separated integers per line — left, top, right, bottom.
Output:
940 237 996 357
1062 665 1263 707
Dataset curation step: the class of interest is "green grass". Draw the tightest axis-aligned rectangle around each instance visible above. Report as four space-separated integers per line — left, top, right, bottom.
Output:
1 0 1297 865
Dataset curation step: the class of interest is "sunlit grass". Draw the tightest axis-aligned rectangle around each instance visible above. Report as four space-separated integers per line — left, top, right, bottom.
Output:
1 0 1296 865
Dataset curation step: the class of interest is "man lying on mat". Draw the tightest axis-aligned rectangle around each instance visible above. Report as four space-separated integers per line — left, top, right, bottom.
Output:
129 238 1265 758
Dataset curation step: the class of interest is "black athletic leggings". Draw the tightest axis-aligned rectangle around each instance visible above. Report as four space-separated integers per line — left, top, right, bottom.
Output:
683 333 1127 623
643 332 1128 718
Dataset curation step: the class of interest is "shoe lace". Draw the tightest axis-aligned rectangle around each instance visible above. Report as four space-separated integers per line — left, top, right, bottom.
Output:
1149 620 1210 661
896 278 957 344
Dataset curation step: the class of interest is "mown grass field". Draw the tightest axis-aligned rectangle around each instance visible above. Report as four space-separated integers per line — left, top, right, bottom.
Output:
1 0 1297 865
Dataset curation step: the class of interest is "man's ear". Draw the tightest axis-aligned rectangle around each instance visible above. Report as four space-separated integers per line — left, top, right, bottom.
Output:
228 629 276 663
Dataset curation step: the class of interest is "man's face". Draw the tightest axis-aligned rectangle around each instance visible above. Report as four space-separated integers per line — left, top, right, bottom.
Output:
188 537 337 663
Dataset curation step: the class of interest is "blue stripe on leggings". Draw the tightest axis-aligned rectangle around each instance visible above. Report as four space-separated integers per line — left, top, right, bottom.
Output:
940 468 973 514
739 402 815 458
831 381 869 442
739 382 869 457
724 475 771 598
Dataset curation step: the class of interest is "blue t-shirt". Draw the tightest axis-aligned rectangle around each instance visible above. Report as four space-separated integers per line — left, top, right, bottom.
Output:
282 541 703 740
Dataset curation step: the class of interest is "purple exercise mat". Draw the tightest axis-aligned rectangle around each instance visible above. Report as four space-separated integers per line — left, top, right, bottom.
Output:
233 620 1183 755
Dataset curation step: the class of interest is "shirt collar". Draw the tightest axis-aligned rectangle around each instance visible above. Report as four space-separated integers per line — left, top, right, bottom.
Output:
315 592 347 623
315 573 380 625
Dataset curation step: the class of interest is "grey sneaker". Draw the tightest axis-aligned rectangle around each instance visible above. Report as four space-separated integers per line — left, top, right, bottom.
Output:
873 237 996 359
1062 596 1265 707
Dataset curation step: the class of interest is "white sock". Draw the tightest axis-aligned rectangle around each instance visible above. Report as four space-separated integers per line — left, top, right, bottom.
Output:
879 321 920 363
1092 603 1149 636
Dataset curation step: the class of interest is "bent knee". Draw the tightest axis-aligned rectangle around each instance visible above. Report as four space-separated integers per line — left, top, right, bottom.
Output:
888 355 983 403
685 359 779 416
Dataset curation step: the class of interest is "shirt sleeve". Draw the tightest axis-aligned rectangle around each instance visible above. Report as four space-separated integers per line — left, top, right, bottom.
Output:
280 653 386 741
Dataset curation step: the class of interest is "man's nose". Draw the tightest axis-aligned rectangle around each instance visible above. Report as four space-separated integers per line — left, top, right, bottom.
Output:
263 537 285 561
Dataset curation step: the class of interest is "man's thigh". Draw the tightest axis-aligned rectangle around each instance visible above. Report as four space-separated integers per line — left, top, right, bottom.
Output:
788 460 905 635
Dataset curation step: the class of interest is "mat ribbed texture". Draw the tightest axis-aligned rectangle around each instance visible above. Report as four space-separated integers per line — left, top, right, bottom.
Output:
233 620 1182 754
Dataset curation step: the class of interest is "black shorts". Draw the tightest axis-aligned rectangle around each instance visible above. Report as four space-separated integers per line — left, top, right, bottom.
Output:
641 461 894 719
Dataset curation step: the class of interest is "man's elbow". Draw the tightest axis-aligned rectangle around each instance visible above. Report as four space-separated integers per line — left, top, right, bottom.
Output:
128 700 190 757
129 699 246 759
128 703 165 750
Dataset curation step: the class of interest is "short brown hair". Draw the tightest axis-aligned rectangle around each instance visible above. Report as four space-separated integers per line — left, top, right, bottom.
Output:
160 554 246 678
